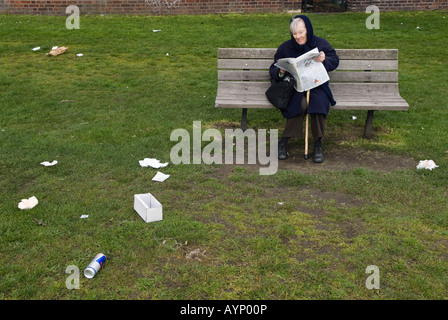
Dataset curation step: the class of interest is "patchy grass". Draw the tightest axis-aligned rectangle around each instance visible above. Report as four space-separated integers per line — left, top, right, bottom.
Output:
0 11 447 300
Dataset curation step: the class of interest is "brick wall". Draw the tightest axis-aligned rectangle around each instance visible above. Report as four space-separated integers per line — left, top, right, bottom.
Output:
347 0 447 11
0 0 301 15
0 0 446 15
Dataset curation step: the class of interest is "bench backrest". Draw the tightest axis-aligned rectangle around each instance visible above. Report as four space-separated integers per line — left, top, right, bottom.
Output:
217 48 401 96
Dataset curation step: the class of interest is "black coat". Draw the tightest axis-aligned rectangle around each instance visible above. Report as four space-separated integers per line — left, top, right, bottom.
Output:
269 15 339 119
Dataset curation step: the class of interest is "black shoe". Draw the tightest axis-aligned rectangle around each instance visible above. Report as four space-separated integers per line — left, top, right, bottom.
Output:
313 146 324 163
278 142 288 160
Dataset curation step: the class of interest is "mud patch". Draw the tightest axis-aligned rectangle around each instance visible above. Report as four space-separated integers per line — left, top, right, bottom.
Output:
278 145 416 174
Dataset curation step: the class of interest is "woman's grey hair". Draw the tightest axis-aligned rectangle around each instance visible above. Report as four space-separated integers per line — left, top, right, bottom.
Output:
290 17 305 34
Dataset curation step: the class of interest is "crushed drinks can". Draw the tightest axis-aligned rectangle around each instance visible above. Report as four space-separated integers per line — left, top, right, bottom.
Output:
84 253 106 279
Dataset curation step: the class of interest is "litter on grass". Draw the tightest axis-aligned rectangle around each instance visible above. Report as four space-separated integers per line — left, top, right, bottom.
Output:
139 158 169 168
154 237 183 250
186 248 206 261
33 218 46 226
31 47 41 51
152 171 170 182
40 160 58 166
416 159 439 170
18 196 38 210
80 215 89 219
47 46 69 56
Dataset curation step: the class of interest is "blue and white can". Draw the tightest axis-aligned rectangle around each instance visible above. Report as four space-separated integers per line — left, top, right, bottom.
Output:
84 253 106 279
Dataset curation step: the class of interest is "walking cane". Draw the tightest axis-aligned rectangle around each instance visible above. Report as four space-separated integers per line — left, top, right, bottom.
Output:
304 90 310 160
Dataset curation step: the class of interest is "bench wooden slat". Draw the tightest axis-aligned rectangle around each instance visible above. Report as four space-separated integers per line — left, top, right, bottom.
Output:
337 59 398 71
216 97 409 110
218 70 399 83
329 82 401 95
218 70 270 81
218 48 399 60
218 59 272 70
218 81 404 96
218 59 397 71
335 49 398 60
329 71 398 82
218 48 277 59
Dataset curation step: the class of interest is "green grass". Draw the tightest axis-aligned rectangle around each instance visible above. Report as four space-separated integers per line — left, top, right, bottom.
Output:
1 11 448 300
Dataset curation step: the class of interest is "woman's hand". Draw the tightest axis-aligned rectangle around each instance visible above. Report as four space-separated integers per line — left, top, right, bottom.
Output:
314 51 325 63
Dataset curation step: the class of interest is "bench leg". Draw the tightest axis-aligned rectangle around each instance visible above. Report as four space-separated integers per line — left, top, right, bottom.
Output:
241 108 247 131
363 110 374 139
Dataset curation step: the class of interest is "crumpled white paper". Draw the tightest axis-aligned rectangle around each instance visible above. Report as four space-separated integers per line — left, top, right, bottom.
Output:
18 196 39 210
139 158 169 168
80 214 89 219
31 47 41 51
152 171 170 182
40 160 58 167
416 160 439 170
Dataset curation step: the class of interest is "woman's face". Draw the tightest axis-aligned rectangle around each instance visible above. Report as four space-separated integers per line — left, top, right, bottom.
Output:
292 20 307 45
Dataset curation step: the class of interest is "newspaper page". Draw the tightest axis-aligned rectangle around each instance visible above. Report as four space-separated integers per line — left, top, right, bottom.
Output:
274 48 330 92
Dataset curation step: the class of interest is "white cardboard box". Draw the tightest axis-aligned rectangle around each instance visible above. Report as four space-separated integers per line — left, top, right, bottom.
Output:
134 193 163 223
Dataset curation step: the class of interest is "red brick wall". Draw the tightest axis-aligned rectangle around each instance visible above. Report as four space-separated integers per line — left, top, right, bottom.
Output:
0 0 446 15
0 0 301 15
347 0 447 11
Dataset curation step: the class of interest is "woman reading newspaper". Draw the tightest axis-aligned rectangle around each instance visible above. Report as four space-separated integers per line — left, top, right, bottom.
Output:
269 15 339 163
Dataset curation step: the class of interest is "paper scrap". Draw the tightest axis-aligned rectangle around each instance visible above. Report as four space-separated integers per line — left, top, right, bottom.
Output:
416 160 439 170
139 158 169 168
80 214 89 219
52 46 58 50
18 196 39 210
152 171 170 182
31 46 41 51
153 29 161 32
47 46 69 56
40 160 58 167
352 116 357 120
76 53 83 57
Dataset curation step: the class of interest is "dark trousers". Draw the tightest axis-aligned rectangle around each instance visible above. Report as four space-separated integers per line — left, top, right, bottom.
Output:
282 96 326 141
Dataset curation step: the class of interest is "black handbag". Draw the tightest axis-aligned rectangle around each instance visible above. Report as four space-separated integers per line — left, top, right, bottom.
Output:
265 75 295 110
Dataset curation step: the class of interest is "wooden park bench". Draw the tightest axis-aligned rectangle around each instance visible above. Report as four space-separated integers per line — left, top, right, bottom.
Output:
215 48 409 139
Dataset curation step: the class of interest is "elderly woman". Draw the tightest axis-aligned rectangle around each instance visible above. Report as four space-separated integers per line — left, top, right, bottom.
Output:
270 15 339 163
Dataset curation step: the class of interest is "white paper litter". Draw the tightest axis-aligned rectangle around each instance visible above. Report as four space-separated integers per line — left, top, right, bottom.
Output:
139 158 169 168
18 196 39 210
416 160 439 170
152 171 170 182
153 29 161 32
76 53 83 57
80 214 89 219
352 116 357 120
31 47 41 51
40 160 58 167
52 46 58 50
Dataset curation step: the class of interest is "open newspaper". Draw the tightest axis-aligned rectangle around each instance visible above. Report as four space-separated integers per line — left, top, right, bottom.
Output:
274 47 329 92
